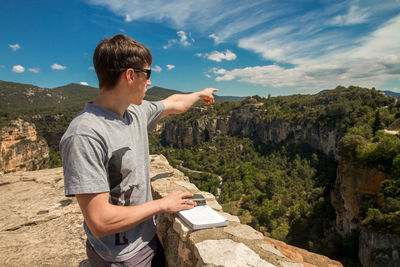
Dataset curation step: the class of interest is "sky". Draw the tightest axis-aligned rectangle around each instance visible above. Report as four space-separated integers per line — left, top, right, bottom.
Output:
1 0 400 97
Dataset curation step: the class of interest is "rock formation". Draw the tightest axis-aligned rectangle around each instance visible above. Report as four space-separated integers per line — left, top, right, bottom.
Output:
164 104 341 158
0 119 49 174
0 155 342 267
331 161 387 237
359 229 400 267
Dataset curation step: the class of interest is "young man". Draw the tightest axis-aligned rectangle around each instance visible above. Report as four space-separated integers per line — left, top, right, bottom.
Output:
60 34 218 266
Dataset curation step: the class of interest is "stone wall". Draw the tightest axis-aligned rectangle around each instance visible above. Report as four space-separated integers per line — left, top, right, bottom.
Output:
0 155 343 266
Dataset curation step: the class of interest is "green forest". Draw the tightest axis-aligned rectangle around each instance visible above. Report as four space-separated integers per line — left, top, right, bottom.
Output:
148 86 400 265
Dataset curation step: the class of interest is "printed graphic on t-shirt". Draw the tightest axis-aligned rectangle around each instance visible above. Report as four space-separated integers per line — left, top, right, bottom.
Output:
108 147 142 246
108 147 141 206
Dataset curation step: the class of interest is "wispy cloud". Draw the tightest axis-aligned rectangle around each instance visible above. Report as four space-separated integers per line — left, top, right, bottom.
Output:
212 14 400 91
9 44 21 51
12 65 24 73
88 0 400 91
153 65 162 72
80 82 89 86
166 64 175 70
197 50 237 62
51 63 67 70
28 68 40 73
209 34 221 45
329 5 370 26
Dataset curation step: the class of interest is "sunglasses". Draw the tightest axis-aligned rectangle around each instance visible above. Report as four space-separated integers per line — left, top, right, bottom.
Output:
133 68 151 80
121 67 151 80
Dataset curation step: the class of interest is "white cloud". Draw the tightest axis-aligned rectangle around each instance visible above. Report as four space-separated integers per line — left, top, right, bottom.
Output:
153 65 162 72
198 50 237 62
12 65 24 73
125 14 132 22
80 82 89 86
163 30 194 49
163 39 178 49
28 68 40 73
9 44 21 51
177 30 194 46
51 63 67 70
209 34 222 45
166 64 175 70
212 14 400 90
88 0 400 92
89 66 94 70
329 5 369 26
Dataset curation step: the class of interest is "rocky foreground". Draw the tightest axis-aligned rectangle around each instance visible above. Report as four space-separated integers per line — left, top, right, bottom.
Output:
0 155 342 267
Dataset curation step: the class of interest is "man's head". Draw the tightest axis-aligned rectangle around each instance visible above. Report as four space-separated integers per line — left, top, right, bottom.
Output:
93 34 152 89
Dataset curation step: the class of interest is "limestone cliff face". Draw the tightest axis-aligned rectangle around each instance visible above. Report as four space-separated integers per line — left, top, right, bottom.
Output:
359 228 400 267
0 119 49 174
331 161 387 237
331 161 400 267
164 104 341 158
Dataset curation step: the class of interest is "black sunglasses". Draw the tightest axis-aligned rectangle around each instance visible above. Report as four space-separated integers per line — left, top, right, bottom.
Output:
133 68 151 80
121 67 151 80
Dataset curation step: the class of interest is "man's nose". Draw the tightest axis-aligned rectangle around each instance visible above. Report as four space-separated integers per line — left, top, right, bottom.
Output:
146 79 151 86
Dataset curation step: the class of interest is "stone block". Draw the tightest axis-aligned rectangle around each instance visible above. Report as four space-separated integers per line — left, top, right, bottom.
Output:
194 239 275 267
173 216 192 241
224 223 264 241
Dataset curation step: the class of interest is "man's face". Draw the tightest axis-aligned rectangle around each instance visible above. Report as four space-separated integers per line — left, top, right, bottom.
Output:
130 66 151 105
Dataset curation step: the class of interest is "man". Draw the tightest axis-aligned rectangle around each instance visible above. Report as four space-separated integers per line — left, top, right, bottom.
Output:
60 34 217 266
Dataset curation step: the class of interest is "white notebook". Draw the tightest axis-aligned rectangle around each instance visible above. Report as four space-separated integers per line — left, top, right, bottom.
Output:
177 205 229 230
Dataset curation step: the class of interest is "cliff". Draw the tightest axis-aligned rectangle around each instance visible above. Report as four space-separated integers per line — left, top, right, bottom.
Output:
331 161 387 237
164 104 340 158
331 161 400 266
0 119 49 174
0 155 342 267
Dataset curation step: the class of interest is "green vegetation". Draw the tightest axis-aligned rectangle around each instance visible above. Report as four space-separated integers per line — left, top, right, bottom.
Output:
149 85 400 265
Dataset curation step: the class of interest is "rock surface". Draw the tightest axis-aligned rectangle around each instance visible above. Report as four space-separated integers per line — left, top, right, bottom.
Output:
0 155 343 267
164 104 341 159
331 161 387 236
0 167 88 267
0 119 49 174
359 228 400 267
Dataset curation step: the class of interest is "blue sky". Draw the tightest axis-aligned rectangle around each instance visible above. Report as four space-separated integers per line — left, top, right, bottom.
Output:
1 0 400 97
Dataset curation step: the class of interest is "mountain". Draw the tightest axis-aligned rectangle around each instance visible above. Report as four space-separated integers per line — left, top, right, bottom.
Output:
0 81 244 113
145 86 246 102
0 81 98 111
382 90 400 99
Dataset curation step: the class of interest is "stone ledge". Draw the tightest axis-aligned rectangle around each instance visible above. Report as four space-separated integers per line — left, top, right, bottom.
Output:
150 155 343 267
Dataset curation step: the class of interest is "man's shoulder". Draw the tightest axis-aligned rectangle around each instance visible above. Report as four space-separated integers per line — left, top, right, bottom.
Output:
61 108 107 143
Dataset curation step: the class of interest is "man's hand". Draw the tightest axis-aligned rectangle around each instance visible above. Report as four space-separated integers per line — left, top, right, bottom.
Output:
199 88 218 104
159 191 196 213
161 88 219 118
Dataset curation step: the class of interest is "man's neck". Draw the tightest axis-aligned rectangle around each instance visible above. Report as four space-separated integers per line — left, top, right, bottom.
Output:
93 87 130 117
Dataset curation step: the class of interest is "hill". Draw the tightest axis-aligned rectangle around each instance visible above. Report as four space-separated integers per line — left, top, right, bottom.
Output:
383 90 400 99
0 81 244 113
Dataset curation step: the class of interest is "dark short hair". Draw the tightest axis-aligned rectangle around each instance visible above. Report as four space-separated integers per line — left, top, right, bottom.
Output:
93 34 152 89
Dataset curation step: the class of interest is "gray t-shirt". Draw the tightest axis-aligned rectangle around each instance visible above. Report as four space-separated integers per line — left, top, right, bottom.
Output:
60 100 164 262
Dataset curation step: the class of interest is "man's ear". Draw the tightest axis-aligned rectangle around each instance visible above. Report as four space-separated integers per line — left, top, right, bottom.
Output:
124 69 135 83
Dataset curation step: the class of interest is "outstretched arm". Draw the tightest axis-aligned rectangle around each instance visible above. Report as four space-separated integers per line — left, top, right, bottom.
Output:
160 88 218 119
